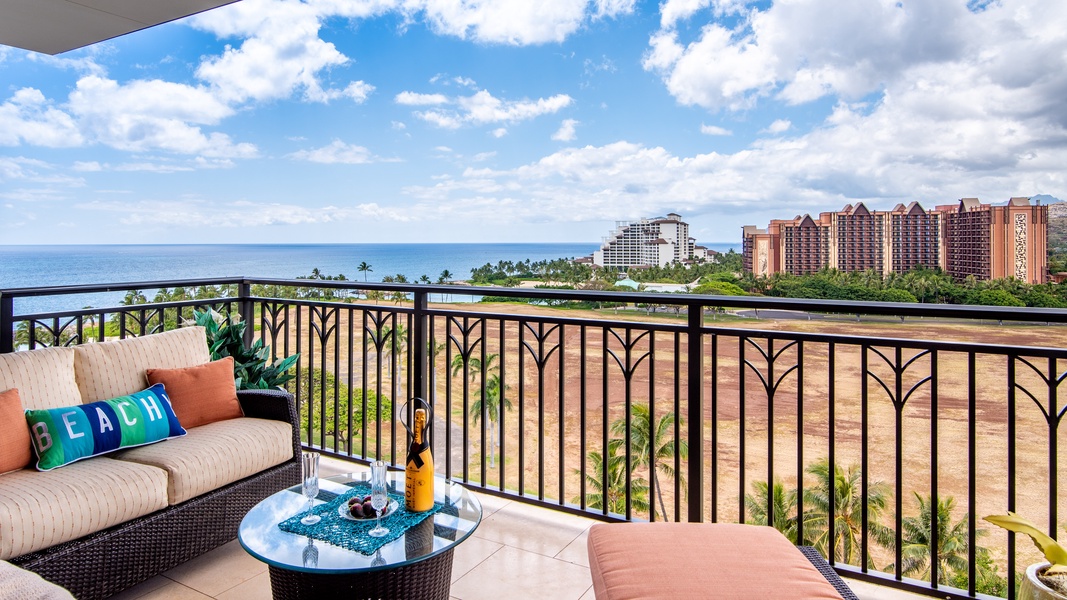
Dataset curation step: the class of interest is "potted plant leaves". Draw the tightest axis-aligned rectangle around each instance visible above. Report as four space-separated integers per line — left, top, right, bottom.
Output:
985 513 1067 599
193 309 299 390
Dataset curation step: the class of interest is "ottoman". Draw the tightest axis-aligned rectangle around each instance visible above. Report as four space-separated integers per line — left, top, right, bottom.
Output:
587 523 856 599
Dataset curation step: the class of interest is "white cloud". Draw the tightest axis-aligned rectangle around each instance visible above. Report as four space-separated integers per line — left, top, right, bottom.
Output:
342 81 375 103
0 88 83 147
552 119 579 141
66 76 256 158
406 0 635 45
396 92 449 105
191 0 374 104
700 124 731 136
491 128 508 138
763 119 791 134
77 198 371 227
412 89 573 129
288 140 377 164
73 161 102 172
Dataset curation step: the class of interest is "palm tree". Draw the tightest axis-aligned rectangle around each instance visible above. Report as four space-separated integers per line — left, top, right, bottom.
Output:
745 479 799 542
609 404 687 521
800 459 894 566
574 440 650 515
438 269 453 301
357 262 372 282
892 493 990 585
469 373 512 467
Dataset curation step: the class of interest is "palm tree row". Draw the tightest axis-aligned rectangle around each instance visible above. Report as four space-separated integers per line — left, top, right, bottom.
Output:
745 465 1005 594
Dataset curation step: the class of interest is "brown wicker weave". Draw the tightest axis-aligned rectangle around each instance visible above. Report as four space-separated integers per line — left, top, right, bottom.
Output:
797 546 860 600
267 549 454 600
9 388 301 600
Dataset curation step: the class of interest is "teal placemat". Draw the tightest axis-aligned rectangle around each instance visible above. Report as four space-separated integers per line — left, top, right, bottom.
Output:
278 482 443 555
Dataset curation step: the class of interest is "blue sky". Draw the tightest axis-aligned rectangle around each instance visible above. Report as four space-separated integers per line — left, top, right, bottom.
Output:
1 0 1064 245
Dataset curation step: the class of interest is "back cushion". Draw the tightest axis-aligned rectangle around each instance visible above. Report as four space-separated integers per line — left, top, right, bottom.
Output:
74 327 211 403
0 347 80 410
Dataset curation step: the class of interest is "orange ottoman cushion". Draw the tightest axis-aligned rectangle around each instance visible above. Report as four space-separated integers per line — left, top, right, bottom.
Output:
587 522 845 600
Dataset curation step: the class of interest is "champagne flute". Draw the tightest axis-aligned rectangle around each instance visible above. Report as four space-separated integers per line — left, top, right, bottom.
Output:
300 452 321 525
367 460 390 537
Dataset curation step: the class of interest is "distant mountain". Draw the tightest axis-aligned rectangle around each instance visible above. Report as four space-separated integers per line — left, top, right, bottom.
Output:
992 194 1062 206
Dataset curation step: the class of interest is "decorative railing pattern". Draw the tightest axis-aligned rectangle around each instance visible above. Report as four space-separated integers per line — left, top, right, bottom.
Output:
3 278 1066 599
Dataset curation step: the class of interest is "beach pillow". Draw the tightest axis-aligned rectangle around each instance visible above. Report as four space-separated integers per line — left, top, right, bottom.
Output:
25 384 186 471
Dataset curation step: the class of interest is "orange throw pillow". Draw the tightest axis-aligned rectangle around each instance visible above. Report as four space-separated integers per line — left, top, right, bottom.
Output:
146 357 242 429
0 388 32 473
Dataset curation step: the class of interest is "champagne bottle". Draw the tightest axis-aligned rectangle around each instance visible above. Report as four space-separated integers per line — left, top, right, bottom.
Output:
404 407 434 512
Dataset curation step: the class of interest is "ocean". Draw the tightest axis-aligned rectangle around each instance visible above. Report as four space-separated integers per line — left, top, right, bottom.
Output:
0 243 741 315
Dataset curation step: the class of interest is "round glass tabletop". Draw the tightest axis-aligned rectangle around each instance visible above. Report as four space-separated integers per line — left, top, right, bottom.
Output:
238 471 482 575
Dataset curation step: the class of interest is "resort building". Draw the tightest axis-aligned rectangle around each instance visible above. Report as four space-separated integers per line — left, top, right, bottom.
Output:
938 197 1048 283
591 213 701 268
742 197 1046 283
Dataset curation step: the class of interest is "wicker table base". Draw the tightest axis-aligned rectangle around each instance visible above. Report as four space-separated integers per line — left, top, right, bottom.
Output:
266 548 454 600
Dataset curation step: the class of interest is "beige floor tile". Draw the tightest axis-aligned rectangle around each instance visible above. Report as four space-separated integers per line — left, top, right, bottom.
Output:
450 535 504 583
450 546 591 600
470 491 512 518
578 585 596 600
215 571 273 600
162 540 266 597
555 528 590 567
474 502 592 557
320 455 358 478
107 575 171 600
126 581 213 600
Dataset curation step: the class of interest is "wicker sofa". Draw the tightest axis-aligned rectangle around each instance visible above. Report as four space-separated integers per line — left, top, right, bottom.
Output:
0 327 301 599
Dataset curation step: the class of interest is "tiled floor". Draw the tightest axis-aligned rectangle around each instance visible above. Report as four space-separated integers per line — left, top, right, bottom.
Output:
107 458 924 600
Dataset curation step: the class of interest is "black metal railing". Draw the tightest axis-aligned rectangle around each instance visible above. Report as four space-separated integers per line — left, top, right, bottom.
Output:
3 277 1066 600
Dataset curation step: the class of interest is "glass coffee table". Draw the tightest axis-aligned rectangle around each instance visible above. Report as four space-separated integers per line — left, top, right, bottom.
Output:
238 470 482 600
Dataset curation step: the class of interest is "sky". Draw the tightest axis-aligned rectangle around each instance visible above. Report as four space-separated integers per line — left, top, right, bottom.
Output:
1 0 1065 246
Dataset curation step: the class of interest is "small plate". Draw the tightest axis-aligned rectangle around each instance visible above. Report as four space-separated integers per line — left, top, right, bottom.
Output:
338 498 399 521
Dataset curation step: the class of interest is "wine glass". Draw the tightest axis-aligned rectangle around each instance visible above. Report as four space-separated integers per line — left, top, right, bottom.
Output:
302 537 318 569
367 460 390 537
300 452 321 525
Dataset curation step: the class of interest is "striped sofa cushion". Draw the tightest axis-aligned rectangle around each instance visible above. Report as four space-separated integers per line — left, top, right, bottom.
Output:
0 458 168 560
111 417 293 505
0 347 80 411
73 327 210 403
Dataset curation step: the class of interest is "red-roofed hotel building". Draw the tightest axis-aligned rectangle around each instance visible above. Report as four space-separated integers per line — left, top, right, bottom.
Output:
743 197 1047 283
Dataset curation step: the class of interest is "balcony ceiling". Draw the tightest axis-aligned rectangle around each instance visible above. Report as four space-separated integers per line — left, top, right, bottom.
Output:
0 0 240 55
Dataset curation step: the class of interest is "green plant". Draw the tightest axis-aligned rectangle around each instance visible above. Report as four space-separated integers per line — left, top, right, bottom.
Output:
985 512 1067 574
193 309 299 390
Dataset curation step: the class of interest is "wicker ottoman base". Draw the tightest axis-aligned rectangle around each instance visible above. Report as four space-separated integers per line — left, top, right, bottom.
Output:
267 549 454 600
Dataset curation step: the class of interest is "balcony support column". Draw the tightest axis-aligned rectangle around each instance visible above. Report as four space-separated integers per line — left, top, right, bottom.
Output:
0 294 12 354
686 303 704 522
238 281 254 348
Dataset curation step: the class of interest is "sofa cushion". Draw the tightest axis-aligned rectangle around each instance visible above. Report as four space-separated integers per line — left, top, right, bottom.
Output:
0 347 80 411
587 522 845 600
0 457 169 560
111 417 293 505
0 559 75 599
0 389 31 474
73 327 210 403
25 384 186 471
147 357 242 429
